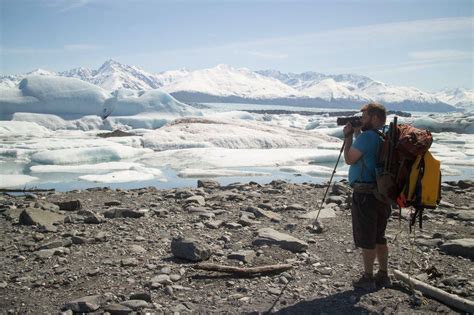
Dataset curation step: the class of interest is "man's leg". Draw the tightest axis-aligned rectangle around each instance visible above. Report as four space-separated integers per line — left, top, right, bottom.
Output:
362 248 376 275
376 243 388 272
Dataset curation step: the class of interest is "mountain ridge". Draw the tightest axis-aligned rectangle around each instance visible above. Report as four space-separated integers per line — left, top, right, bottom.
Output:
1 60 470 112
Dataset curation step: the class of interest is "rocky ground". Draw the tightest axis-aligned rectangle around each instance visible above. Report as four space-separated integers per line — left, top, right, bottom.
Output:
0 179 473 314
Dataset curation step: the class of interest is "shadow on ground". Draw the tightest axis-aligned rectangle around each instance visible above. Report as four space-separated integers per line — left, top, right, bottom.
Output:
256 289 374 315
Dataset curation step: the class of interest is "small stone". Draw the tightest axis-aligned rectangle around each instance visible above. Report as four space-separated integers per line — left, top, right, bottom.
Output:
128 245 146 254
104 303 133 314
159 266 171 274
279 276 289 284
171 237 212 262
62 295 101 313
129 292 152 302
225 222 243 229
164 285 174 295
185 195 206 206
104 200 122 207
228 250 256 263
120 299 149 310
169 274 181 282
54 200 82 211
121 258 139 267
268 288 281 295
149 274 172 286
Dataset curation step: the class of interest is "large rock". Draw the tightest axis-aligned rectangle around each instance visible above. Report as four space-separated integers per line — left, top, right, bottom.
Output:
62 295 102 313
253 228 308 253
246 206 281 222
171 237 211 262
19 208 65 231
440 239 474 259
197 179 220 189
103 208 145 219
297 208 336 219
54 200 82 211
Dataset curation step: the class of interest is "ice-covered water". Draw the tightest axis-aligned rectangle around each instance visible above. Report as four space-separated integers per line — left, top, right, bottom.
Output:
1 102 473 191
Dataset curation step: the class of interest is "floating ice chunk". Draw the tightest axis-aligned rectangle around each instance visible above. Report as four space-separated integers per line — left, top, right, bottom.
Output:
280 165 347 177
205 110 255 120
177 168 271 178
317 141 344 150
0 121 52 137
103 89 202 117
0 76 110 119
440 165 462 176
142 148 340 170
30 161 144 173
142 117 338 151
31 145 152 165
79 169 166 183
0 174 39 188
465 149 474 156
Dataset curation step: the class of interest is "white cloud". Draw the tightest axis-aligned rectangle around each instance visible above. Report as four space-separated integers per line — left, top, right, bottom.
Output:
246 51 288 59
64 44 99 51
409 50 472 62
44 0 92 12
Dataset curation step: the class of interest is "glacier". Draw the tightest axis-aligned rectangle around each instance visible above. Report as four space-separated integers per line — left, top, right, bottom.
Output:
0 70 473 190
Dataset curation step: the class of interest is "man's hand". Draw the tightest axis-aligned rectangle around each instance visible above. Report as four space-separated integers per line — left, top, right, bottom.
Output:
343 122 354 138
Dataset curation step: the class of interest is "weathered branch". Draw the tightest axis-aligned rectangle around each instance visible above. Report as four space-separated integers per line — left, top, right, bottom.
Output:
193 263 292 276
0 188 55 193
393 269 474 313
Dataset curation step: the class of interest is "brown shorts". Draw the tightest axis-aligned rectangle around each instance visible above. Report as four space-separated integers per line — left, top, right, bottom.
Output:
351 191 391 249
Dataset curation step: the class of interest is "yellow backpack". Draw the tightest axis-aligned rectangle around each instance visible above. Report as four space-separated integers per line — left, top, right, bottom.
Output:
402 151 442 228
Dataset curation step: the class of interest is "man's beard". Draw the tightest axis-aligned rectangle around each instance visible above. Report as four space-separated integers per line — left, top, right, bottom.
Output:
361 121 374 131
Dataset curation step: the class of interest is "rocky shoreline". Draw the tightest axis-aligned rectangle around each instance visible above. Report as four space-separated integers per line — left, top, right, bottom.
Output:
0 179 473 314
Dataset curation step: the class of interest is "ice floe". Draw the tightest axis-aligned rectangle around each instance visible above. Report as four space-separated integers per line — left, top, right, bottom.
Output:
0 174 39 188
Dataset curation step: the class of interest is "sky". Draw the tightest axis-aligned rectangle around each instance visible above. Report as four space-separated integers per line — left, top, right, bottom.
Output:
1 0 473 91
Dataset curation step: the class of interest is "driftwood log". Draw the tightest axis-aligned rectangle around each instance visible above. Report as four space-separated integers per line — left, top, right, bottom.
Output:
0 188 55 193
193 263 292 276
393 269 474 313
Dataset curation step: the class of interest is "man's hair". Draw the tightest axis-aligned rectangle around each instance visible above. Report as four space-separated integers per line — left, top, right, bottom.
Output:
361 103 387 124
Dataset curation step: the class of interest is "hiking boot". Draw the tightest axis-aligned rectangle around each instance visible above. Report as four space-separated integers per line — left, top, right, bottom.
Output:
352 273 376 291
375 271 392 288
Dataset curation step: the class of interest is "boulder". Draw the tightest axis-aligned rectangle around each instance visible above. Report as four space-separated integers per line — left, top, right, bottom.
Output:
54 200 82 211
246 206 281 222
19 208 65 232
62 295 102 313
197 179 220 189
103 208 145 219
185 195 206 206
228 250 256 263
253 228 308 253
440 238 474 259
171 237 211 262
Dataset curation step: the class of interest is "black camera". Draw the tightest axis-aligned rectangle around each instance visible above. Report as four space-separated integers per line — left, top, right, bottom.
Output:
336 116 362 128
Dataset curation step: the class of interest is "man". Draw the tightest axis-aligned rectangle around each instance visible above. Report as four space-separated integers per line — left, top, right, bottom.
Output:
343 103 391 290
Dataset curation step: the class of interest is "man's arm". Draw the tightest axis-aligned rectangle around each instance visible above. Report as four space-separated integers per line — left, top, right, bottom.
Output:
343 123 363 165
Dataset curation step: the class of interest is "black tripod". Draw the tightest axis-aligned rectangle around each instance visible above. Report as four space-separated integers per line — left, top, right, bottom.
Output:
312 139 346 231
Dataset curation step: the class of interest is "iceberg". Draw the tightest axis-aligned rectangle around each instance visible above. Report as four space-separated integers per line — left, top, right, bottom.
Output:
31 145 152 165
0 76 111 119
0 121 52 138
103 89 202 117
0 174 39 188
142 117 338 151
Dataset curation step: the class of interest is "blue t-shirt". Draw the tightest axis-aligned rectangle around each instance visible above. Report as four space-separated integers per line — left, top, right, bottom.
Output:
348 130 382 186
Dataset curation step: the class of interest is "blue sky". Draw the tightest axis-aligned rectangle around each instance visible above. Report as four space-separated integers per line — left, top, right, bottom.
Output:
1 0 472 91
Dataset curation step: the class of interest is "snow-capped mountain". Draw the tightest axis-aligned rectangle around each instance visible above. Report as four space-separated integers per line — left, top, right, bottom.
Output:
59 59 164 91
159 64 300 99
433 88 474 110
1 60 469 112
